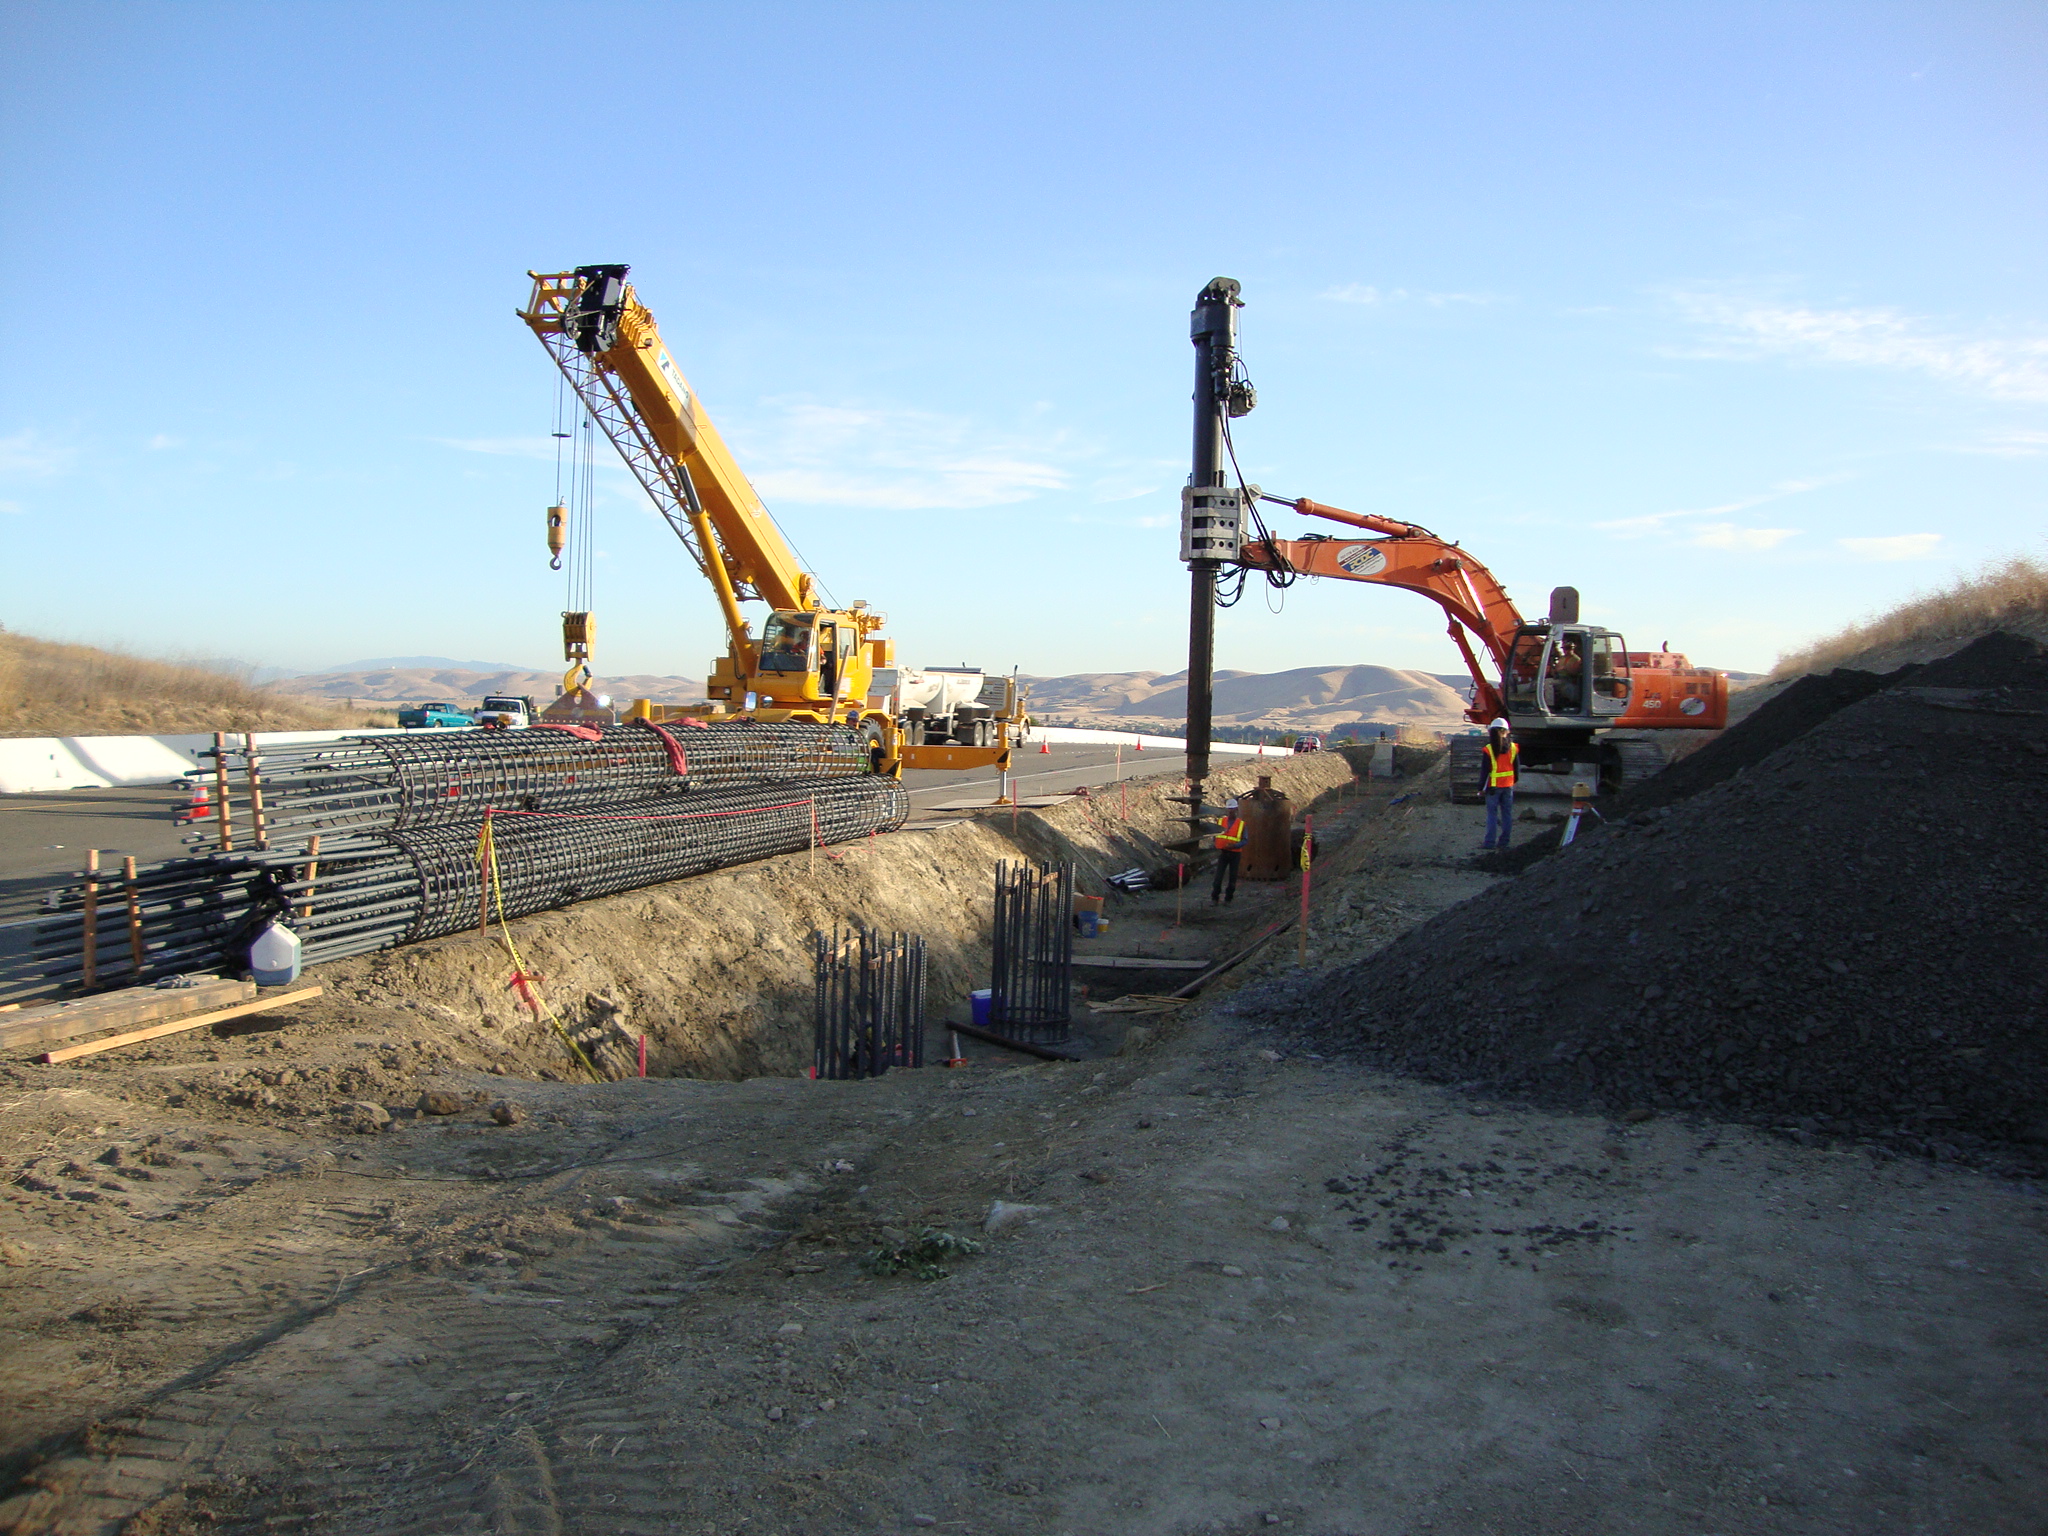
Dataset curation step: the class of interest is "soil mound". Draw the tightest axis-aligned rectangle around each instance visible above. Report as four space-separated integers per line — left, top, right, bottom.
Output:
1253 632 2048 1159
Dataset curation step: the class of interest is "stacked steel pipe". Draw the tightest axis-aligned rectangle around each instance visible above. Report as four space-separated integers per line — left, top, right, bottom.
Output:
197 721 870 840
7 723 905 1003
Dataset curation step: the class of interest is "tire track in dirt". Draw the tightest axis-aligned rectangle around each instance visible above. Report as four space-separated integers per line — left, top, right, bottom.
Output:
3 1140 841 1534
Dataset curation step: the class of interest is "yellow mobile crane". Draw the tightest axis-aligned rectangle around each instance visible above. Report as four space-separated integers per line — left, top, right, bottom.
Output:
519 265 1017 775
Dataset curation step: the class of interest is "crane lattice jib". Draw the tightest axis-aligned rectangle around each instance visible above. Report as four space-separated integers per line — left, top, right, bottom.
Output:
519 274 734 593
519 271 818 620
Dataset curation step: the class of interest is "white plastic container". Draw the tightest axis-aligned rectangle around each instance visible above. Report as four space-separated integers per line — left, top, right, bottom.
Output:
249 921 302 986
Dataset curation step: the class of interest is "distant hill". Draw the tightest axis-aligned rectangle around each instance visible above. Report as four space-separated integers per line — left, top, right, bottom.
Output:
270 654 1762 726
274 666 706 706
1023 664 1474 734
318 655 536 674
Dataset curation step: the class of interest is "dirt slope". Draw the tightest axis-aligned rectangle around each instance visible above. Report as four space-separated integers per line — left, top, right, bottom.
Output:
0 634 392 738
1256 633 2048 1160
4 760 2042 1535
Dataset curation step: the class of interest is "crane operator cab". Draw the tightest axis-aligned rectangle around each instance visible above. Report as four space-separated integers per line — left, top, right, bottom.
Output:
752 610 864 709
1503 624 1633 726
758 611 816 674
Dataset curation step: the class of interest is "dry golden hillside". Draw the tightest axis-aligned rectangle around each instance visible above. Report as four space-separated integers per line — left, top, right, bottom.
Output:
1771 552 2048 679
0 631 395 738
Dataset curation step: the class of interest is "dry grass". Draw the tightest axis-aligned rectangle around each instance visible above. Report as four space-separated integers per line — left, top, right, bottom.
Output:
0 631 396 738
1770 552 2048 679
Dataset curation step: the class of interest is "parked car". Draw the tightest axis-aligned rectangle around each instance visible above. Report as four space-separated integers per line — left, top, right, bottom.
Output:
397 701 474 730
1292 733 1323 753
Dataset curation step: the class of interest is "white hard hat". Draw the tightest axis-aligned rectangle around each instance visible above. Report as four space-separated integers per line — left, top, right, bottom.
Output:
1224 797 1239 809
1488 718 1510 731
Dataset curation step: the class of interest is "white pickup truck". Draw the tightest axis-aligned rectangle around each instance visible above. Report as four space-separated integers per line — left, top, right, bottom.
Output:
474 695 539 730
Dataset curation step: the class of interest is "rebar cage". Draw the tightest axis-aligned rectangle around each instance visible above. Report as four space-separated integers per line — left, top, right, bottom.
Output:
10 777 908 1002
812 926 926 1080
203 722 869 841
988 859 1074 1044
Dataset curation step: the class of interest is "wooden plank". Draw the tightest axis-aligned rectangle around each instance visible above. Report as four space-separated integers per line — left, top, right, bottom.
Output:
946 1018 1083 1062
41 986 323 1064
1 978 253 1052
1071 956 1213 970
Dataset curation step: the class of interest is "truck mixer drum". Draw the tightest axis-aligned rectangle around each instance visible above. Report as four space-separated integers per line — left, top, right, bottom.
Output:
812 926 927 1080
988 860 1075 1044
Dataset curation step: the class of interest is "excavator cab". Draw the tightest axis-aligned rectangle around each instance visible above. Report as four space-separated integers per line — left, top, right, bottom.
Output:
1503 625 1633 725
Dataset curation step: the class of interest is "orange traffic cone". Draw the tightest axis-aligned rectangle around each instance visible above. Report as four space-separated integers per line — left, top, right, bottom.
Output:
178 784 212 824
1038 738 1050 754
1133 737 1143 751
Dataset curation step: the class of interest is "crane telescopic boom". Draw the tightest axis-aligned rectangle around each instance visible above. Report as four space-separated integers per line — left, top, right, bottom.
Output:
517 265 1016 775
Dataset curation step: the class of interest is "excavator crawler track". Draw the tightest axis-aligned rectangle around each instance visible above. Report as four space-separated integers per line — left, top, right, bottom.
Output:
1446 736 1486 804
1602 736 1669 795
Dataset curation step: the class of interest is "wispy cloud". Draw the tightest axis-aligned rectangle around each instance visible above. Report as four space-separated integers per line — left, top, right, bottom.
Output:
146 433 182 451
737 400 1069 510
1675 293 2048 403
0 429 75 479
1596 474 1844 550
436 406 1074 513
1692 523 1800 552
1320 284 1503 307
0 499 22 516
433 435 563 462
1839 533 1941 562
1952 428 2048 458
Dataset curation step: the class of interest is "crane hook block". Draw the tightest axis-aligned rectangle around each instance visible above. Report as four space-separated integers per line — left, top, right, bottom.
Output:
546 504 567 571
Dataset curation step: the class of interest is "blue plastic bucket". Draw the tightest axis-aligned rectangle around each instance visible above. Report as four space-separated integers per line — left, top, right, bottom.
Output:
971 989 993 1026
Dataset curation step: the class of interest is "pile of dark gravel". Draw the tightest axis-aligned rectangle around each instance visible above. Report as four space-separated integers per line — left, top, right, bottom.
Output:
1252 632 2048 1160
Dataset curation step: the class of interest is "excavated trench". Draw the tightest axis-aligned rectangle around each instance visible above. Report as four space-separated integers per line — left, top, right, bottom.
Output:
334 751 1348 1078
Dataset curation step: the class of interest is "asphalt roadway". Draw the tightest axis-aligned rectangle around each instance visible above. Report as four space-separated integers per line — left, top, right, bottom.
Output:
0 743 1189 918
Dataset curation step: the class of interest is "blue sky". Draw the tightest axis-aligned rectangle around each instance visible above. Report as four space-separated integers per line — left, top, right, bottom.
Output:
2 2 2042 684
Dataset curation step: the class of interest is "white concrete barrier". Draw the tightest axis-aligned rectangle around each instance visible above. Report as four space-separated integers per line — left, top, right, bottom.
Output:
1020 726 1280 757
0 727 468 794
3 722 1294 794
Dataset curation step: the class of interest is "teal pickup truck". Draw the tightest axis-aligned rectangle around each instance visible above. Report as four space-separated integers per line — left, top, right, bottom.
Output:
397 701 475 730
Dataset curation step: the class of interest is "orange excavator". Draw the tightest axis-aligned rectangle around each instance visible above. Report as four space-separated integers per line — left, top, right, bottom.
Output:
1235 497 1727 802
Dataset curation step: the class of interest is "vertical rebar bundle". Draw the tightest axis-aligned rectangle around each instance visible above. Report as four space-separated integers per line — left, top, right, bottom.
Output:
812 926 926 1080
989 860 1073 1043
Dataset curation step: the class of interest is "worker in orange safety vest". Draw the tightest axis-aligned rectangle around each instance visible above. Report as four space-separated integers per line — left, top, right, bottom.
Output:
1210 798 1245 904
1481 718 1519 851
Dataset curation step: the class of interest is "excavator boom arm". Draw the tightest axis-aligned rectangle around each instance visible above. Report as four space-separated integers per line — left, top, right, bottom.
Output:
1237 497 1522 721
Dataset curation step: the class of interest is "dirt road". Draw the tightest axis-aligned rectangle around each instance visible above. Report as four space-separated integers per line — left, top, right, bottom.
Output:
2 770 2042 1534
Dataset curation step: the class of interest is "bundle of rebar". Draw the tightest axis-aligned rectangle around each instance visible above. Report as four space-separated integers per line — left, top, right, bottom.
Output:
195 721 869 844
812 926 927 1080
10 776 907 1001
988 859 1074 1043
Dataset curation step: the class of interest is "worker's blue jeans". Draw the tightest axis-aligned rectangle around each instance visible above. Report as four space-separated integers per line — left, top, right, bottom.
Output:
1483 787 1515 848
